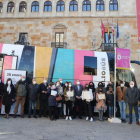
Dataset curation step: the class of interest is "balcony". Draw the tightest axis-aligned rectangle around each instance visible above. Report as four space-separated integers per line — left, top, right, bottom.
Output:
51 42 67 48
101 43 118 51
14 40 30 46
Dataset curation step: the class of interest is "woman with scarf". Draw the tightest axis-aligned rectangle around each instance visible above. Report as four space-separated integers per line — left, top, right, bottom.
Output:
2 78 15 118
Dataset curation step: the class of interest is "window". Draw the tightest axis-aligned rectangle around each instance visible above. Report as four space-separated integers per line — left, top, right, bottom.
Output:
7 2 15 13
0 2 3 13
19 33 28 43
31 1 39 12
19 1 27 12
109 0 118 11
69 0 78 11
84 56 97 75
104 32 114 43
55 32 64 48
96 0 104 11
44 1 52 12
56 0 65 11
83 0 91 11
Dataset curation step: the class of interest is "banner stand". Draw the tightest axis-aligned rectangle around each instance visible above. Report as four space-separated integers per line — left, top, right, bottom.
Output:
108 47 121 123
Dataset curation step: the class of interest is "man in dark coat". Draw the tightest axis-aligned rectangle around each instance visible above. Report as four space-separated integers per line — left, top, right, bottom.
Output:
73 80 83 119
39 78 49 117
28 78 39 118
125 81 140 125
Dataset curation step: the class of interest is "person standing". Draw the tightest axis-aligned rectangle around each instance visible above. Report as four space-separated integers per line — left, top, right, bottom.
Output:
106 87 114 118
73 80 83 119
96 88 107 121
82 84 93 122
28 78 39 118
2 78 15 118
39 78 48 117
47 82 59 121
116 81 127 123
59 78 64 87
13 76 28 118
125 81 140 125
64 82 74 121
0 78 4 102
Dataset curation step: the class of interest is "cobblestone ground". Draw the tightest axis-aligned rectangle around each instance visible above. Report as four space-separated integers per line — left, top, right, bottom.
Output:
0 115 140 140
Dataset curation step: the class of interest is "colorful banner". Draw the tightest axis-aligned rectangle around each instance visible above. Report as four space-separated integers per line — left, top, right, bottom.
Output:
136 0 140 42
1 70 26 115
116 48 130 70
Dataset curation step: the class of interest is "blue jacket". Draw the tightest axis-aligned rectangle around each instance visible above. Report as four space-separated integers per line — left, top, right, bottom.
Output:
47 88 59 106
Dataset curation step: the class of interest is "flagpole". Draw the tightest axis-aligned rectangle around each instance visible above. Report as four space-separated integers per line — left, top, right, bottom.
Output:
114 46 117 118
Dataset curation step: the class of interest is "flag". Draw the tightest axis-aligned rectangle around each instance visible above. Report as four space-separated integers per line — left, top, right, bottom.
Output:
101 21 105 38
117 21 119 39
112 25 115 36
107 20 109 36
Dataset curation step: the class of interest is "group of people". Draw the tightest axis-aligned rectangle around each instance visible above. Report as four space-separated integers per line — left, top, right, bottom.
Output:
0 76 140 125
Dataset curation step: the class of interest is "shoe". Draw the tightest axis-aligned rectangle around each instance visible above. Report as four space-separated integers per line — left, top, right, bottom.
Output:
65 116 69 120
136 122 140 125
39 115 42 118
28 116 31 118
123 119 126 123
73 116 76 119
86 117 89 121
4 114 7 118
69 116 72 121
33 116 37 119
21 115 24 118
63 115 66 119
79 117 83 119
90 118 93 122
128 121 132 124
13 115 16 118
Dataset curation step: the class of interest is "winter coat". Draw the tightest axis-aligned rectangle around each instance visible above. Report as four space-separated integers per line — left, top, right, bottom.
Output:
0 82 4 96
106 91 114 107
116 86 127 102
15 80 28 96
125 87 140 106
39 83 49 101
47 88 59 106
28 83 39 101
2 84 16 106
64 88 74 102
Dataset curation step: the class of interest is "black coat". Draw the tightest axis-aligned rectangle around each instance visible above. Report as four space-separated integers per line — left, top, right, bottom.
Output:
125 87 140 106
106 92 114 107
0 82 4 96
2 84 16 106
47 88 59 106
39 83 49 101
28 83 39 101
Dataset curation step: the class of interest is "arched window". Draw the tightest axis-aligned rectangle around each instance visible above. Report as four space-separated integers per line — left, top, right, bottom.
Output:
83 0 91 11
69 0 78 11
44 1 52 12
56 0 65 11
7 2 15 13
96 0 104 11
0 2 3 13
31 1 39 12
19 1 27 12
109 0 118 11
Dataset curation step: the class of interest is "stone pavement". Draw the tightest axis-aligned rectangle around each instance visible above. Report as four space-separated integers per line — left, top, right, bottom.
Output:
0 115 140 140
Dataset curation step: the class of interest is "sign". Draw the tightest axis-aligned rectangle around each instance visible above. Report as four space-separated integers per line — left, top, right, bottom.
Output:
1 70 26 115
116 48 130 70
136 0 140 42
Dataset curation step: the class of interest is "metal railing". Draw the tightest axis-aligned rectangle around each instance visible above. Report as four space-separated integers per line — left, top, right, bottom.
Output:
102 43 118 51
14 41 30 46
51 42 67 48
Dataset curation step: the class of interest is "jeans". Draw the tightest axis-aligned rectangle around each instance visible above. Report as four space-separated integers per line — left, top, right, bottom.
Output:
66 101 72 116
109 106 114 116
129 105 139 122
28 100 37 116
118 100 127 120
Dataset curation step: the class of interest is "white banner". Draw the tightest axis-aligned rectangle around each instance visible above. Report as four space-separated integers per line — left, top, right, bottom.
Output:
93 52 110 87
1 70 26 115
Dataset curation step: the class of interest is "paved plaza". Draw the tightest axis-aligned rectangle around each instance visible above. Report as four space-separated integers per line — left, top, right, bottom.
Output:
0 115 140 140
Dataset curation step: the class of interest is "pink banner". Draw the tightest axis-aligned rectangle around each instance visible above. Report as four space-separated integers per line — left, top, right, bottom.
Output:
136 0 140 42
116 48 130 70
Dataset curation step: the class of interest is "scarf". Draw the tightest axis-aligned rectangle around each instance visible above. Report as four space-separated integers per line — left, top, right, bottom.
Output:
7 84 11 94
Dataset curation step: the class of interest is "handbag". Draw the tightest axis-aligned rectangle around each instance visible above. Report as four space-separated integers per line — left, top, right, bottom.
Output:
56 95 62 102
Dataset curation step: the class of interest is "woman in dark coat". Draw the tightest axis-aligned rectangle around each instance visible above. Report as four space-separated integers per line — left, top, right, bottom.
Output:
47 82 59 121
2 78 15 118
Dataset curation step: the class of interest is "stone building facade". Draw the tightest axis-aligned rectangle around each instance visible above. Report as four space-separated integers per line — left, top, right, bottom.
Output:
0 0 140 86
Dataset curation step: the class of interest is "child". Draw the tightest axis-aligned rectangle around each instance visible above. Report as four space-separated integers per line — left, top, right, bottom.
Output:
47 82 59 121
107 87 114 118
82 84 93 122
96 88 107 121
